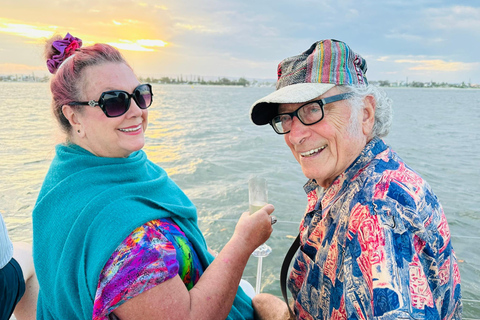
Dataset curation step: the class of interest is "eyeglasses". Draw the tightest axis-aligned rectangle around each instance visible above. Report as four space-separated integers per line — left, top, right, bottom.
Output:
269 93 352 134
69 84 153 118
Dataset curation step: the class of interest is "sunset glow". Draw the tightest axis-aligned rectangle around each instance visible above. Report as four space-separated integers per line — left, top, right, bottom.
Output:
107 39 167 52
1 1 479 83
0 18 56 40
395 59 473 72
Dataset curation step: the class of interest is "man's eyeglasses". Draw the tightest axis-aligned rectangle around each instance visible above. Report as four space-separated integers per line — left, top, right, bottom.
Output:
269 93 352 134
69 84 153 118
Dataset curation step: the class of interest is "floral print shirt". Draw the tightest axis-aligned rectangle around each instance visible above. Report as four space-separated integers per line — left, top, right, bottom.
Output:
92 218 203 319
288 138 462 319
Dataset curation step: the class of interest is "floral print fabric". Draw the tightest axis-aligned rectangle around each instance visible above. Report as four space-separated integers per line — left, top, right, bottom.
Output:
288 138 462 319
93 218 203 319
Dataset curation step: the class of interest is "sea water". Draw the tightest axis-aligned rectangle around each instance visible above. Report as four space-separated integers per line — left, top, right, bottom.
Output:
1 83 479 317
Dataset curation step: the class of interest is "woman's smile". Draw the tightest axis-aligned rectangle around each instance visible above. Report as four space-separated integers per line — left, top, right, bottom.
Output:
118 124 143 134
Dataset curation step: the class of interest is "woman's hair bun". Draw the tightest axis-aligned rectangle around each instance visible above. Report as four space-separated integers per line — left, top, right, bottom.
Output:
45 33 83 74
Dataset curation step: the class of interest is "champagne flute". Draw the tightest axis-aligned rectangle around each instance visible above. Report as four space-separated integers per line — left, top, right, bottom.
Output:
248 176 272 294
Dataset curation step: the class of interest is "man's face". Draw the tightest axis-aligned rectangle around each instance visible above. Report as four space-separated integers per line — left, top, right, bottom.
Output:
279 87 373 188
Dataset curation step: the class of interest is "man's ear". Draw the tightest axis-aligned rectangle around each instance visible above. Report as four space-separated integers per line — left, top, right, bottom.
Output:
362 95 376 136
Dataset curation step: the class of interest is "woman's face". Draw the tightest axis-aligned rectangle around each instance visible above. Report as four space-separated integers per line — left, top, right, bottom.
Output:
72 62 148 158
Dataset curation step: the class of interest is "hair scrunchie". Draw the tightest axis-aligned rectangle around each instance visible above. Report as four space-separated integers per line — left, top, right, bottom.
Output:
47 33 83 74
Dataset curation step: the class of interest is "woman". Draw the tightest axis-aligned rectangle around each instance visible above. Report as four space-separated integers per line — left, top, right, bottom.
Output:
33 33 275 320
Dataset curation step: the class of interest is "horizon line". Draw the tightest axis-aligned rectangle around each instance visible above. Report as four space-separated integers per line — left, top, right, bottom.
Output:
1 73 479 86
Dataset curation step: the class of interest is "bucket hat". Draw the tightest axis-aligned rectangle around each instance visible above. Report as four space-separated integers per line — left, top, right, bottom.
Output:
250 39 368 125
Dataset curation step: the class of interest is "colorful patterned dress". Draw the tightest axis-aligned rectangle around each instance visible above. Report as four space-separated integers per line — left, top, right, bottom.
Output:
92 218 203 319
288 138 462 319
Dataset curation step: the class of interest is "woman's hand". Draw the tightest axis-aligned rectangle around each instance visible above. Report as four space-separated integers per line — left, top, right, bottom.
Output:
232 204 275 253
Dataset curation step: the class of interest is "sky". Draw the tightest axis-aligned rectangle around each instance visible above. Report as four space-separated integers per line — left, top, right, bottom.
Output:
1 0 480 84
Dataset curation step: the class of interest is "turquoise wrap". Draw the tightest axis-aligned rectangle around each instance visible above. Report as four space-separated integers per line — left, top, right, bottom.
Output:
33 144 253 319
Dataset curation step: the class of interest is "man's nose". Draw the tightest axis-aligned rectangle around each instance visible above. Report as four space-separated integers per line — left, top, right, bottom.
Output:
287 116 309 144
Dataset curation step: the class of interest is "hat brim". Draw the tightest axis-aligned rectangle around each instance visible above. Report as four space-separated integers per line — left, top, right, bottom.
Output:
250 83 335 125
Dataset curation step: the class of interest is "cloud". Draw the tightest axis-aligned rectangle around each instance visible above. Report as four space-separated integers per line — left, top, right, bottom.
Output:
110 19 142 26
426 6 480 30
0 15 169 53
384 31 445 45
394 59 475 72
385 32 423 42
0 18 57 40
377 56 391 62
137 39 168 47
107 39 167 52
173 19 230 34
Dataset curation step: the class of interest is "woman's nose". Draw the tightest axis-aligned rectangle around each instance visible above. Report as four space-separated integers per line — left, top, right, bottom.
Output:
126 99 143 117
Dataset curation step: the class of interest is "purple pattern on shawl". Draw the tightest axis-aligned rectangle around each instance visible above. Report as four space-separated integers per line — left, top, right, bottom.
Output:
46 33 82 74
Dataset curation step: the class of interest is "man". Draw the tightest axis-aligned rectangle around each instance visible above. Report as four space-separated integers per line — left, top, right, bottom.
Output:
0 214 38 320
249 39 462 319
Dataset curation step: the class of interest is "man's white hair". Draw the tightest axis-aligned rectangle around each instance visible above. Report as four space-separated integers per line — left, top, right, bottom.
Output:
339 84 394 139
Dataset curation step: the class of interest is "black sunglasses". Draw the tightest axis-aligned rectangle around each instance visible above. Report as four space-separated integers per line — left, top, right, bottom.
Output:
69 84 153 117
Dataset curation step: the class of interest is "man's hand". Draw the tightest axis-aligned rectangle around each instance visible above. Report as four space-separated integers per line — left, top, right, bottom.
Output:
252 293 294 320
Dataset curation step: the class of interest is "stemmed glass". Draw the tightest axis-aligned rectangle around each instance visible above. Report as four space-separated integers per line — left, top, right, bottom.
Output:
248 176 272 294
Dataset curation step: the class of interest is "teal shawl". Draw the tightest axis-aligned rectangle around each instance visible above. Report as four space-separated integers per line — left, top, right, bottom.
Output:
33 144 253 319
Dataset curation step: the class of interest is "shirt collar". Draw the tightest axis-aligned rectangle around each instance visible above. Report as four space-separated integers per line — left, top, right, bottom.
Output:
303 137 388 205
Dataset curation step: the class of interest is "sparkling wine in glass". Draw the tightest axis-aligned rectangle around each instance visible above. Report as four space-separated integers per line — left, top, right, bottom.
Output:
248 176 272 294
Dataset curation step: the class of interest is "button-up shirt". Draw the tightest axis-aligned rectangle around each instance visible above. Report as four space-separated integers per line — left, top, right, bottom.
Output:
288 137 462 319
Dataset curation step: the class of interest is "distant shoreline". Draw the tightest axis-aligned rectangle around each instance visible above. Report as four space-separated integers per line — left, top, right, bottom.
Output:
1 75 479 89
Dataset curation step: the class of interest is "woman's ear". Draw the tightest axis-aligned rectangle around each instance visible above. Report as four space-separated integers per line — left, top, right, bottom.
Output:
62 105 83 136
362 95 376 136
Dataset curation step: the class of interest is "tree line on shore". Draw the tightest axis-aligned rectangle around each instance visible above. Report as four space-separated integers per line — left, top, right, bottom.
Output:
373 80 478 88
139 76 251 86
1 74 479 89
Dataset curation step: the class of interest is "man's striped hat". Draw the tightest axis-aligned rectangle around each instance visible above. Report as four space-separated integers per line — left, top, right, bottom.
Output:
250 39 368 125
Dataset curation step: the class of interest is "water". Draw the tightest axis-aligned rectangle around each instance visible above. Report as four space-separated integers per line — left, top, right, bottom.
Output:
1 83 479 318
